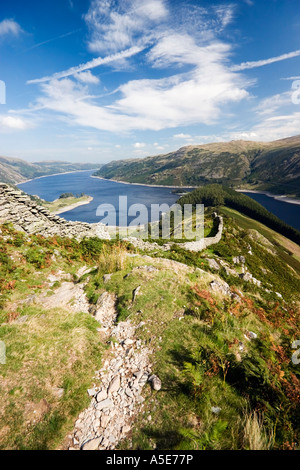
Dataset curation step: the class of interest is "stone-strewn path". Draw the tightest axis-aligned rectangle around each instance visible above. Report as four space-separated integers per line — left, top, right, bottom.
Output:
68 292 154 451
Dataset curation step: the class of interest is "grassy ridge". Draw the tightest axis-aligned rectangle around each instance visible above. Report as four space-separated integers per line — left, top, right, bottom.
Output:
178 184 300 245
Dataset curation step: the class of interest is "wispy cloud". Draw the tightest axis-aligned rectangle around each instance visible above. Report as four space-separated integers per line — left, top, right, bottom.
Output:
32 38 249 134
254 91 292 116
74 70 100 84
233 112 300 142
27 45 145 84
231 49 300 71
26 2 250 134
281 76 300 81
0 19 23 37
24 29 81 52
85 0 169 53
173 133 191 139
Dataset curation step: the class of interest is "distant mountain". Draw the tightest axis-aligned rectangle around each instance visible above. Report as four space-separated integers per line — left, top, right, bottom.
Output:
0 155 98 184
94 135 300 197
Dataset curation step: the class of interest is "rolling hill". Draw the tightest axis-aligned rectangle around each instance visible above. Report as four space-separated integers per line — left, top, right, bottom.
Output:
94 135 300 197
0 155 97 184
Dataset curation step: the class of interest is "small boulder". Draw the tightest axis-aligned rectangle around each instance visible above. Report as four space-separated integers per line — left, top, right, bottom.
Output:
107 375 121 395
96 398 113 411
81 437 103 451
206 258 220 270
96 388 108 402
149 374 162 391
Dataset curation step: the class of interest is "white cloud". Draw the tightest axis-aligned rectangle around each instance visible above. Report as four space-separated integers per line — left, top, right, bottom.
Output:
229 131 259 140
112 36 249 129
133 142 146 148
0 115 30 131
255 91 292 116
85 0 168 53
148 33 231 68
24 3 250 135
74 70 100 84
0 19 23 37
232 112 300 142
231 49 300 72
214 5 234 30
173 133 191 139
281 76 300 81
30 29 250 133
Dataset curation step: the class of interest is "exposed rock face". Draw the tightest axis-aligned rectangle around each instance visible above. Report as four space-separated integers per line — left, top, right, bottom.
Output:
239 272 261 287
0 183 110 240
206 258 221 270
210 279 231 296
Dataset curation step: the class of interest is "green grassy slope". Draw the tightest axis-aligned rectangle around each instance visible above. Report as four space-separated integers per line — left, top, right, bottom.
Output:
0 198 299 449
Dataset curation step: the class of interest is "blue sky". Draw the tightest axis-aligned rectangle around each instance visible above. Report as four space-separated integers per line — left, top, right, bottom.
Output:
1 0 300 163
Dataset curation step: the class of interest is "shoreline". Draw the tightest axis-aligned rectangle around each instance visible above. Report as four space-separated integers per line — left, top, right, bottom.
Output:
91 175 197 190
18 169 97 186
52 196 94 215
93 176 300 205
16 171 300 210
237 189 300 206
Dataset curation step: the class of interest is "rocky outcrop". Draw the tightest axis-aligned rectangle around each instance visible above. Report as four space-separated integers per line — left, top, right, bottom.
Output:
0 184 110 240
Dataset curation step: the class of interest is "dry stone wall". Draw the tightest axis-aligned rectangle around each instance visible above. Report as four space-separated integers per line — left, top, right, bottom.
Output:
125 215 224 253
179 215 223 252
0 183 110 240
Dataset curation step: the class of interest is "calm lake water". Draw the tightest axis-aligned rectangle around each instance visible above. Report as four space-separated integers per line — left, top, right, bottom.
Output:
241 192 300 231
17 172 300 231
18 170 180 226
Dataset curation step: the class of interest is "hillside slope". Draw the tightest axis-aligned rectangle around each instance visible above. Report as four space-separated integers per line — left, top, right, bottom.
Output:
95 135 300 196
0 195 299 450
0 155 97 184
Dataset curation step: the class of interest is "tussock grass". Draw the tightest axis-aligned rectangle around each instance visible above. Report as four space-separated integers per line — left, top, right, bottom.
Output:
243 411 273 450
97 243 127 275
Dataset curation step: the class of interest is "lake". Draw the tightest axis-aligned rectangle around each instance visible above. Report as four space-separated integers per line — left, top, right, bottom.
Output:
17 172 300 231
17 170 181 226
241 192 300 231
